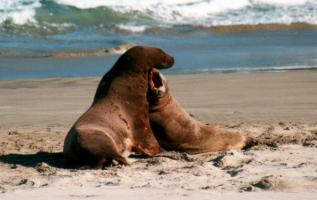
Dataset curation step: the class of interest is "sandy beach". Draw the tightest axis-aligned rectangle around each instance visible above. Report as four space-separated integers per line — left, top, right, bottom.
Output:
1 0 317 199
0 70 316 199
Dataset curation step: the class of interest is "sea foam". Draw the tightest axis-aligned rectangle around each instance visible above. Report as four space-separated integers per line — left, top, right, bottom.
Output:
54 0 317 26
1 0 317 27
0 0 41 25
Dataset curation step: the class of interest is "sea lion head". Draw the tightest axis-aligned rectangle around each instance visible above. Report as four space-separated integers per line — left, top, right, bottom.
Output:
149 68 168 98
117 46 174 72
143 46 174 70
148 68 172 112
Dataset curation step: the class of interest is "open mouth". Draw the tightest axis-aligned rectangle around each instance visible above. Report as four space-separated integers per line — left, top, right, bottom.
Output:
149 68 167 97
152 70 163 88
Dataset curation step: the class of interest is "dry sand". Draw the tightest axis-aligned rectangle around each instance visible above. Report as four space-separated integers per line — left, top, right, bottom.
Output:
0 70 316 199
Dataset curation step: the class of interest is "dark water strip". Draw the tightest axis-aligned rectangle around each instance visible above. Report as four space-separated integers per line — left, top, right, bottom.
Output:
1 30 317 80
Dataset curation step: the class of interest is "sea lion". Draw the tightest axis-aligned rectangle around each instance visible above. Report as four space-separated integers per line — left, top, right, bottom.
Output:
148 69 245 153
63 46 174 168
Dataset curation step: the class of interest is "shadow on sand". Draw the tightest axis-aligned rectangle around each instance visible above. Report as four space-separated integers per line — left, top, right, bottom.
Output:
0 152 67 168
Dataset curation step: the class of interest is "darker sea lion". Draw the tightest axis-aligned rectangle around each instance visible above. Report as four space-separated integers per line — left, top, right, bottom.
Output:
63 46 174 168
148 69 245 154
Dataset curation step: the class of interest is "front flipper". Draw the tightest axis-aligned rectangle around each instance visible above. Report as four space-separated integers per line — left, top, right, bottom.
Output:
133 121 162 156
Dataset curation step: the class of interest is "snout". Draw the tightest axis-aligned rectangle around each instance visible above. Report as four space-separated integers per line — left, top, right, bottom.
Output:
166 55 174 67
156 54 174 69
164 55 174 69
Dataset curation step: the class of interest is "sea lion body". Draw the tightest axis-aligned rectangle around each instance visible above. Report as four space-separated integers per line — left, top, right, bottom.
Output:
63 46 174 167
148 69 245 154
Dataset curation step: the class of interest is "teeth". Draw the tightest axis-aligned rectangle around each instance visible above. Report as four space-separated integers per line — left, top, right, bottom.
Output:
157 86 166 93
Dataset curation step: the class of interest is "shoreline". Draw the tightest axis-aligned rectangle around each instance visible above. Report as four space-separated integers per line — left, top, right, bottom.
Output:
208 22 317 34
0 70 316 126
1 23 317 60
1 61 317 81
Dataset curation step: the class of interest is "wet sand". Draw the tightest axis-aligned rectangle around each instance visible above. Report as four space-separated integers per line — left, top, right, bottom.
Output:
0 70 316 199
209 22 317 34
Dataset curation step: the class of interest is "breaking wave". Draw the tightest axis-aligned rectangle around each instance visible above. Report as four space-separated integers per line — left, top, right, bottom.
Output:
1 0 317 34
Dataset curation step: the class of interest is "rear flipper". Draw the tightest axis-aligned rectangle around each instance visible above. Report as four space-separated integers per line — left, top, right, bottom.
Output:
73 126 130 168
199 125 246 152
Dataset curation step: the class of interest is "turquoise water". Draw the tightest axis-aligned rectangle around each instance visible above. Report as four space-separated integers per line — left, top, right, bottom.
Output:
1 29 317 80
1 0 317 80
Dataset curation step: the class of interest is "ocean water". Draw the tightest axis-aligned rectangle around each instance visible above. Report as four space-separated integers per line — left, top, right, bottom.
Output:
1 0 317 80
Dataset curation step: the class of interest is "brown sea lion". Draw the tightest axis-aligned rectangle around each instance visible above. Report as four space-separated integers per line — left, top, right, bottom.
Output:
63 46 174 168
148 69 245 154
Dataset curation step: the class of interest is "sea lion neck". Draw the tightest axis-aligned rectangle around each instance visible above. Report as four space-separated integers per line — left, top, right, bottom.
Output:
149 91 172 113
